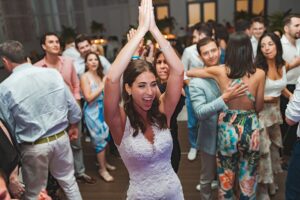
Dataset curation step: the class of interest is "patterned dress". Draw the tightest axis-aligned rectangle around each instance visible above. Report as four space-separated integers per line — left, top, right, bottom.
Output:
217 79 260 200
83 80 110 153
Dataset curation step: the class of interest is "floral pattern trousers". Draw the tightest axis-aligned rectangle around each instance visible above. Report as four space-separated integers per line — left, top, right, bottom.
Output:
217 110 260 200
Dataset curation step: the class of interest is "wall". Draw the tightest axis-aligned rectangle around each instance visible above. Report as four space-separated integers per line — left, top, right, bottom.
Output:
169 0 187 33
1 0 300 55
84 0 137 40
217 0 235 24
278 0 300 14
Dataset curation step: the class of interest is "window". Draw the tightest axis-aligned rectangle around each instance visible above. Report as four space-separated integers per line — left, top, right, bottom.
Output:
154 0 169 20
156 5 169 20
235 0 267 15
187 0 217 27
236 0 248 12
252 0 264 15
188 3 201 26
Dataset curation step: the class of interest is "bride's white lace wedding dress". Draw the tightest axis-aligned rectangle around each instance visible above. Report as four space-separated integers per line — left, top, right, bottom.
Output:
117 117 184 200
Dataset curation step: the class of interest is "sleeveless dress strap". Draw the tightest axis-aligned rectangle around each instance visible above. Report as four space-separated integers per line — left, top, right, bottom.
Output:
230 78 255 102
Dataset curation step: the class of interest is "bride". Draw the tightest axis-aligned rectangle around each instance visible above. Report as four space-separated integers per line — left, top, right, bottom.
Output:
103 0 184 199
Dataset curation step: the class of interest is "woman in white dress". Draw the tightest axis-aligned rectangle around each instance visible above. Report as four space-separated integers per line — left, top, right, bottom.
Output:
103 0 184 199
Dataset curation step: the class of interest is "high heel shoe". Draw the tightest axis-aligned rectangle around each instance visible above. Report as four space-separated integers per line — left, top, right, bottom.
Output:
99 169 114 182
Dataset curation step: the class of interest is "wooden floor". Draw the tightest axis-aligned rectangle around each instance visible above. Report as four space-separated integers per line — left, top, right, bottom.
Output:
78 121 286 200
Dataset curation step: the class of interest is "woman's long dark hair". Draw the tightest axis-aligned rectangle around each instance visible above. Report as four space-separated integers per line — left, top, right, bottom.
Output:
84 52 104 79
225 32 256 78
122 59 167 137
255 32 285 74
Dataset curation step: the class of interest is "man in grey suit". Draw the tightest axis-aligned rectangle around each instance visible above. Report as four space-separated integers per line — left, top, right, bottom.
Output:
189 37 247 199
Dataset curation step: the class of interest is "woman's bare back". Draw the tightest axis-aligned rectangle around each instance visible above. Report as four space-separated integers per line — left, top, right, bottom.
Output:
216 67 265 111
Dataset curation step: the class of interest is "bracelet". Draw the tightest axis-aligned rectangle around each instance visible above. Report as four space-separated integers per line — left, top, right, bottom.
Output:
131 56 140 60
160 42 172 52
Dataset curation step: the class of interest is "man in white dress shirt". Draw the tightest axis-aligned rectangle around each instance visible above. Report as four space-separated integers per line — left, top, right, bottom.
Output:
250 16 266 58
280 14 300 157
285 75 300 199
74 35 111 78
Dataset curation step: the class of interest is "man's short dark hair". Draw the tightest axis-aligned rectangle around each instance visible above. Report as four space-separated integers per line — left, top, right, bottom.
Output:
40 32 60 47
251 16 266 26
74 34 91 49
283 14 300 26
235 19 251 32
196 37 218 55
0 40 26 63
193 22 213 38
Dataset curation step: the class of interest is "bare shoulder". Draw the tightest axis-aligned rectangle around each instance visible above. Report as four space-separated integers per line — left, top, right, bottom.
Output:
254 68 265 80
80 73 88 81
211 65 225 72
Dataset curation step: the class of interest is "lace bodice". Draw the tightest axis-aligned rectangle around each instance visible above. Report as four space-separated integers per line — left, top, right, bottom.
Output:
117 117 184 200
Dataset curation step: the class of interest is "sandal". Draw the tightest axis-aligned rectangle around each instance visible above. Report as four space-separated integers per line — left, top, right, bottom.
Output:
99 170 114 182
106 163 116 171
76 174 97 184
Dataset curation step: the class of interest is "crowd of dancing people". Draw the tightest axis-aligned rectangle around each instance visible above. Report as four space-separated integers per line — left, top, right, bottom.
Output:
1 0 300 199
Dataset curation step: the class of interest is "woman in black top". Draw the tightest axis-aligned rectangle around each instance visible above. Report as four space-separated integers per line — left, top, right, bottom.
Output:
154 50 185 173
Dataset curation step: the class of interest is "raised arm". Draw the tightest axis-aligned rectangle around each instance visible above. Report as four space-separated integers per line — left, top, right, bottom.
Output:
186 65 221 81
127 28 144 58
148 3 184 122
104 0 151 144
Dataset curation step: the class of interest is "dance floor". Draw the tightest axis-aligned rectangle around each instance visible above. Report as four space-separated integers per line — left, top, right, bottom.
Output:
79 121 286 200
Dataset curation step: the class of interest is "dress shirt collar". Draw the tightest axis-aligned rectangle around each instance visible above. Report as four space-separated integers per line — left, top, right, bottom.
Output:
281 35 290 45
76 57 84 64
251 36 258 43
40 56 64 68
281 34 300 47
13 62 32 73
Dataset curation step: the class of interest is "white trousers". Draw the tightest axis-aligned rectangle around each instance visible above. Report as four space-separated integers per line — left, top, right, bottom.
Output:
21 133 82 200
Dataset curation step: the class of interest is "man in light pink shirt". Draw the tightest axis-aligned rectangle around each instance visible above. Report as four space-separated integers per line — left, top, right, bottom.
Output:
35 32 96 185
35 33 80 100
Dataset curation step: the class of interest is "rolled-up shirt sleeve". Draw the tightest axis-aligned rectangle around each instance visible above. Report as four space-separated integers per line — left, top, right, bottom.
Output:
286 78 300 123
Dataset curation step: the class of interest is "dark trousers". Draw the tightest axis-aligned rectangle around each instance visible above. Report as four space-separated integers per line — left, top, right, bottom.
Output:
286 140 300 200
280 84 298 155
171 129 181 173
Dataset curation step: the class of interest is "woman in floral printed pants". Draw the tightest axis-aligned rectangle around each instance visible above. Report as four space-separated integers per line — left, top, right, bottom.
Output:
186 32 265 199
217 110 260 199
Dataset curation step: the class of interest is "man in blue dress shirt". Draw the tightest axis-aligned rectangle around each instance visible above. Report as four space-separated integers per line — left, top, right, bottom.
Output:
0 40 82 200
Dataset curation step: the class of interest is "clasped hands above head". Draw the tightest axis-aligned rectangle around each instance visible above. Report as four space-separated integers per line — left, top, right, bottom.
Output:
137 0 157 34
